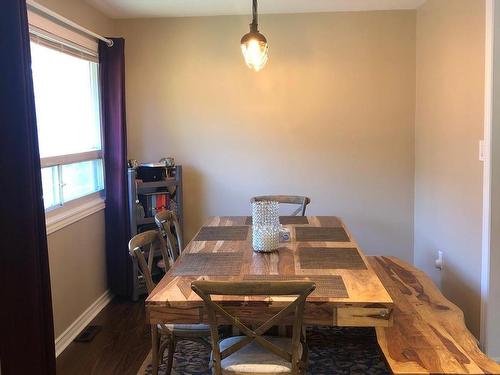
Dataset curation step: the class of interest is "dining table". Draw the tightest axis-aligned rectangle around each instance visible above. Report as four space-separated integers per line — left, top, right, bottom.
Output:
146 216 394 328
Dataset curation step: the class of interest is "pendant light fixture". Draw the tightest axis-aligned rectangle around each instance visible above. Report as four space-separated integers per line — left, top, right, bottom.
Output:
240 0 268 71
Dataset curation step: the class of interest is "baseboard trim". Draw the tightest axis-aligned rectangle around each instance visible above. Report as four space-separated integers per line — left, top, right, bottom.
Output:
54 289 113 357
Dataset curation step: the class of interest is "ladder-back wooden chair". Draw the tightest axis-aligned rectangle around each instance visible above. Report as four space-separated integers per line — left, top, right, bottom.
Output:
191 280 315 375
129 230 210 375
154 210 184 264
250 195 311 216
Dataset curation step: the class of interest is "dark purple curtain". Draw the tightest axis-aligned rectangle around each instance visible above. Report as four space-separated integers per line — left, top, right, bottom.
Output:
0 0 56 373
99 38 131 297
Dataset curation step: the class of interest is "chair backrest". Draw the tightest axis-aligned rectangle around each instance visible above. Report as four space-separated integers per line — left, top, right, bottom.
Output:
154 210 183 262
250 195 311 216
128 230 169 294
191 280 315 375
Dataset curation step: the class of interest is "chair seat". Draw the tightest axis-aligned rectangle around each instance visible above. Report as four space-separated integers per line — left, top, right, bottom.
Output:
159 323 210 335
216 336 301 375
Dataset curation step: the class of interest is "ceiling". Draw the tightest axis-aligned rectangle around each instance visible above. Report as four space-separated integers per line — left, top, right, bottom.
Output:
87 0 427 19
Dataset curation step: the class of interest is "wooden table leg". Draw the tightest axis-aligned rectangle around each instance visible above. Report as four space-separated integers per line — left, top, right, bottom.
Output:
151 325 159 375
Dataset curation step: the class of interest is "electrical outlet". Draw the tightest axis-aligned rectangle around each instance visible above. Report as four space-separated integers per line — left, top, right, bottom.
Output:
435 250 444 271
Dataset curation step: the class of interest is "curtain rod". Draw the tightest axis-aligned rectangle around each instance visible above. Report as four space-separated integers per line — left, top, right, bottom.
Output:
26 0 113 47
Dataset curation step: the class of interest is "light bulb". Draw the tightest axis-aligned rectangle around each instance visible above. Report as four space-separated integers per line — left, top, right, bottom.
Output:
241 32 268 72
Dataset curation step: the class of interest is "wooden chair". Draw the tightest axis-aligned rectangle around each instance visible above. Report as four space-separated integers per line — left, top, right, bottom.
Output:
191 280 315 375
250 195 311 216
128 230 210 375
154 210 183 263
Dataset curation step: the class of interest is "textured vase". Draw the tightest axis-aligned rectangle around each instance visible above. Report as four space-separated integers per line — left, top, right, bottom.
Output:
252 201 280 252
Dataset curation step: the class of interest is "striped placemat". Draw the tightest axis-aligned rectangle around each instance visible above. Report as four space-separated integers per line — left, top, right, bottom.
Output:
298 247 367 270
171 253 243 276
295 227 350 242
243 274 348 298
194 226 249 241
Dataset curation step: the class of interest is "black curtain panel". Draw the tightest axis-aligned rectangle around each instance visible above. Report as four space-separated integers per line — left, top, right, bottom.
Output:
0 0 56 374
99 38 132 297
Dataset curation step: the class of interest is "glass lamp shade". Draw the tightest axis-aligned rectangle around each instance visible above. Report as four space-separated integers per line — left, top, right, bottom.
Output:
240 31 268 72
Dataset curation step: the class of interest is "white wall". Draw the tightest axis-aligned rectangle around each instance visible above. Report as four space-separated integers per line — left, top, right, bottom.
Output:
414 0 485 337
116 11 416 262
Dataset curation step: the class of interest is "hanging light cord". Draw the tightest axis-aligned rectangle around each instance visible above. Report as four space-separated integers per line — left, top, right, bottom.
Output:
251 0 258 32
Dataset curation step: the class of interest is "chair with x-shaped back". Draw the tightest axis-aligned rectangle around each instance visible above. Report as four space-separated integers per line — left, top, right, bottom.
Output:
154 209 184 264
129 230 210 375
191 280 315 375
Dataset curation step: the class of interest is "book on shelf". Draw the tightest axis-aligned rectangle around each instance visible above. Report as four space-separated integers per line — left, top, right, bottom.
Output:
138 192 170 217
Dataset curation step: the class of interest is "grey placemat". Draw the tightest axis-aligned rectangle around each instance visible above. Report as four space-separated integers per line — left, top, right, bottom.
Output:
243 275 348 298
245 216 310 225
194 226 249 241
171 253 243 276
298 247 367 270
295 227 349 242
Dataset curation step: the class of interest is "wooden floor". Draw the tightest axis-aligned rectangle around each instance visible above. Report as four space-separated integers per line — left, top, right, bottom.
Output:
57 296 151 375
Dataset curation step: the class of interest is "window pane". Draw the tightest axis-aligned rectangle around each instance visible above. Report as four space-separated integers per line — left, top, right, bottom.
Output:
41 166 61 209
61 159 104 202
30 42 102 158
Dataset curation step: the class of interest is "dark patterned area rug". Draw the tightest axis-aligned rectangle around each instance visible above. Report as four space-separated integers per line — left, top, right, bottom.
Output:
138 327 389 374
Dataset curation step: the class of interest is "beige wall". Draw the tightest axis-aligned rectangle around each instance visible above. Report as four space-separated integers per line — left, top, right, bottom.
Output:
414 0 485 337
47 212 107 337
116 11 416 261
35 0 114 338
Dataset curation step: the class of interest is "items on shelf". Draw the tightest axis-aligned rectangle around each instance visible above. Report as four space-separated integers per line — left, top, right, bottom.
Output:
159 157 175 168
129 157 177 179
135 200 145 220
136 164 167 182
138 192 170 217
128 159 139 169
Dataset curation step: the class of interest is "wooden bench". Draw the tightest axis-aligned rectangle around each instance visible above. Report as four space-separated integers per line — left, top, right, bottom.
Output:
367 256 500 374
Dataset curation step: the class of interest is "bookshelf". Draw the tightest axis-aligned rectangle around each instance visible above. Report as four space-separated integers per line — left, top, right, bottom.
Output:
127 165 183 300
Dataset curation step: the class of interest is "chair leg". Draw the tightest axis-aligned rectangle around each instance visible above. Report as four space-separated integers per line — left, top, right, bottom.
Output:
151 326 159 375
165 336 177 375
300 326 309 375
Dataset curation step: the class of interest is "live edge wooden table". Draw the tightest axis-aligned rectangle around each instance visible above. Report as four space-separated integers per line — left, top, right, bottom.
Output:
146 216 393 329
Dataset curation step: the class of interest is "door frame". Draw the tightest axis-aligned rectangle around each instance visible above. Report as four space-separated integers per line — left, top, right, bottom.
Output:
481 0 500 360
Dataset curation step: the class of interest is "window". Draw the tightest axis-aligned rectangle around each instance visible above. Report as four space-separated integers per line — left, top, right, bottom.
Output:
30 37 104 211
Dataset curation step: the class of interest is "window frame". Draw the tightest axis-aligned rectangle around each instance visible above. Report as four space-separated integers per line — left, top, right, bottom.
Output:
41 150 103 169
28 10 106 233
41 150 105 213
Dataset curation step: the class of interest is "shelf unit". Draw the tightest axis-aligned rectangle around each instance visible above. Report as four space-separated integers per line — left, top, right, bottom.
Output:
127 165 183 300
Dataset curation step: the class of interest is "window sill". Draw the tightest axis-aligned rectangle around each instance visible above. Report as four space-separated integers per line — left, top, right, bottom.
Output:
45 196 105 235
